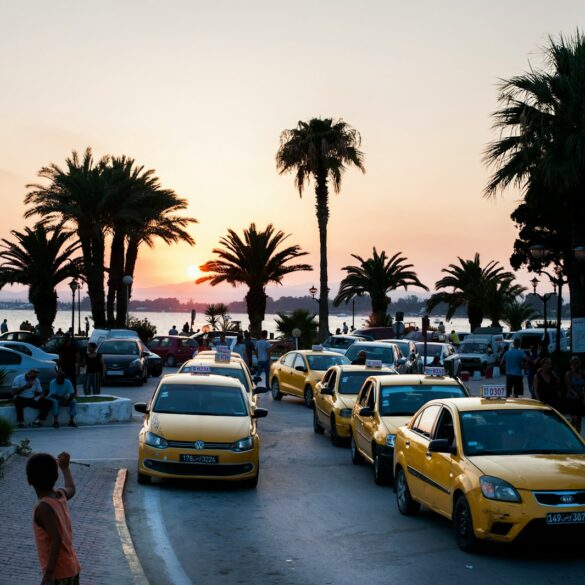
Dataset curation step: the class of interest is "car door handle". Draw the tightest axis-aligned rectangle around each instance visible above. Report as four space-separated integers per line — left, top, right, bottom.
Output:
405 440 410 447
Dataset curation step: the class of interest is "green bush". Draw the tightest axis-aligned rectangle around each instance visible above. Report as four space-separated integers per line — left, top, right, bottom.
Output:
0 417 14 446
128 316 157 343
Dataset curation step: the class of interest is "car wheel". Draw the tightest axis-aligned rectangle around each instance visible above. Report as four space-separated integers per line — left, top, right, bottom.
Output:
350 434 364 465
330 415 343 447
373 445 391 485
395 466 420 515
453 495 479 552
304 385 314 409
313 409 324 434
166 355 176 367
271 378 283 401
137 470 151 485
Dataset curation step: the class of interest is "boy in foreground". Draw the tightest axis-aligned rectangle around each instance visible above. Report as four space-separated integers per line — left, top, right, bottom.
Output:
26 452 81 585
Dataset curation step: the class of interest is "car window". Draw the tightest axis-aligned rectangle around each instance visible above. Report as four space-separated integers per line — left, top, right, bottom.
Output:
433 408 455 444
160 338 170 348
181 366 251 393
379 385 466 416
412 405 442 437
338 371 390 394
306 354 349 370
283 353 296 368
98 341 139 355
293 354 306 370
6 343 32 356
415 343 442 357
148 339 160 349
153 383 248 416
358 382 372 407
346 345 395 364
0 349 21 365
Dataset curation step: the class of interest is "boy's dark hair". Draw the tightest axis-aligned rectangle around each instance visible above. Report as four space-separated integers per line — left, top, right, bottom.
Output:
26 453 58 491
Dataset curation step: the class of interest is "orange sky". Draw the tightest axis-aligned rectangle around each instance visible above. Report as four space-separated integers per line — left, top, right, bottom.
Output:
1 1 581 301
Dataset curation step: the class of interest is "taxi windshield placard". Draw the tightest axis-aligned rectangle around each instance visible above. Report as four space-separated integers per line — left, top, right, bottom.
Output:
190 365 211 375
215 346 231 363
365 359 383 368
482 385 507 399
311 345 323 351
424 366 446 377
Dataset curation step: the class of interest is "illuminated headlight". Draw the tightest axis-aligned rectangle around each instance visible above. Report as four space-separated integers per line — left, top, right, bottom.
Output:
339 408 353 418
385 434 396 448
480 476 521 502
232 436 254 452
144 431 168 449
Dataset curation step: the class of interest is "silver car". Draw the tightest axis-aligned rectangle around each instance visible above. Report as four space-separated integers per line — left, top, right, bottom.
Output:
0 346 58 397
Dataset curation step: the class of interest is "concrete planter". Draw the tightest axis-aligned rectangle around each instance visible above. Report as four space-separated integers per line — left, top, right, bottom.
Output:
0 395 132 426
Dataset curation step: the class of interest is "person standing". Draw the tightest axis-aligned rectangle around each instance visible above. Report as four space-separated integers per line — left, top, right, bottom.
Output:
83 342 105 396
534 357 561 409
48 370 78 428
58 334 80 393
244 331 255 370
26 451 81 585
168 325 178 335
351 350 367 365
0 318 7 333
342 322 349 335
12 369 52 428
233 334 247 363
449 330 460 348
255 330 272 384
525 344 539 398
501 338 526 397
564 356 585 432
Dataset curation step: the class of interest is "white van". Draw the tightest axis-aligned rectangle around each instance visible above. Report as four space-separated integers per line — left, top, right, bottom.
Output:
456 333 504 374
511 328 568 354
89 328 139 346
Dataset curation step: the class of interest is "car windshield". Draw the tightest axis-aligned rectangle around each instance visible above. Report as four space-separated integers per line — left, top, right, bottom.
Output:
379 385 466 416
306 354 349 370
346 345 395 364
180 365 251 392
415 343 441 357
338 371 390 394
153 383 248 416
460 409 585 456
460 342 488 353
99 341 139 355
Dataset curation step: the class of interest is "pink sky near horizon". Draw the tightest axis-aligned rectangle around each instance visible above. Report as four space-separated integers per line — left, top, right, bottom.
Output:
1 1 581 302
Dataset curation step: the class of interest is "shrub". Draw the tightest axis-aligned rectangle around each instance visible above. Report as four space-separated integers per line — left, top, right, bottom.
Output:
128 316 157 343
0 416 14 446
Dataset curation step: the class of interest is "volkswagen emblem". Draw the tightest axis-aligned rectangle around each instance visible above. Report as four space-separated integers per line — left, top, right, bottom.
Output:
561 494 575 503
194 441 205 450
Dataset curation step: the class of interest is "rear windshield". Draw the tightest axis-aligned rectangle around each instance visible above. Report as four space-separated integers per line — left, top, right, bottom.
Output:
460 409 585 456
380 385 466 416
179 365 251 392
460 342 488 353
415 343 441 357
346 345 395 364
99 340 139 355
153 383 248 416
338 371 392 394
306 354 349 371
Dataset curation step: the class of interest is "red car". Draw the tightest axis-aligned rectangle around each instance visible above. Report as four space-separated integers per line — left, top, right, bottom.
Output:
147 335 198 366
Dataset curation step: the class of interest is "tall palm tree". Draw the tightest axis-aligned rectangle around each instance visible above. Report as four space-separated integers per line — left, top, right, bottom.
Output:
484 32 585 331
275 309 318 349
427 254 517 332
0 224 81 339
484 279 526 328
334 248 427 327
276 118 365 340
503 299 537 332
197 223 312 337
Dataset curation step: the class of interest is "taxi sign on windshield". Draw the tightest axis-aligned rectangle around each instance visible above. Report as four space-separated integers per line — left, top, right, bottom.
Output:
190 364 211 375
311 345 323 351
424 366 446 377
365 359 383 368
215 346 231 363
482 385 507 399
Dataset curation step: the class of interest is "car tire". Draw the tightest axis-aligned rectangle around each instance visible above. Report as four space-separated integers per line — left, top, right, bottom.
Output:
137 470 151 485
330 415 343 447
271 378 283 401
395 466 420 515
453 495 479 552
304 385 314 409
313 409 324 434
350 434 364 465
166 355 176 367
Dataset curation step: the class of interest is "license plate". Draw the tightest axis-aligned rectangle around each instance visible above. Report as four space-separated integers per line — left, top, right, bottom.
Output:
546 512 585 525
107 370 124 376
180 454 218 464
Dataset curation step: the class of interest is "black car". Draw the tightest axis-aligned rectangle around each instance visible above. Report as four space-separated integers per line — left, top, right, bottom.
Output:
98 338 148 385
140 341 163 377
43 336 89 363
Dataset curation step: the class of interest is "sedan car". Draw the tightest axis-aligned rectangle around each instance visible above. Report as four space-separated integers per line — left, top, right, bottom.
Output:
0 340 58 362
0 330 43 347
345 341 409 373
98 338 148 385
269 349 350 407
394 395 585 551
313 363 396 445
379 339 421 373
134 373 267 487
147 335 199 367
415 341 461 376
0 346 57 396
140 342 163 377
321 335 368 355
351 372 470 485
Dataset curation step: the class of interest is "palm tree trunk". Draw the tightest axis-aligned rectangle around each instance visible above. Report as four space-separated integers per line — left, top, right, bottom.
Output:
468 304 483 333
124 236 139 300
315 169 329 341
30 286 57 340
108 229 126 326
81 236 106 327
245 286 267 338
370 293 390 327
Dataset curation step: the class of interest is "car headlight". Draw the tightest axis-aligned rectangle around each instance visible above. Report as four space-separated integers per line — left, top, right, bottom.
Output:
339 408 352 418
385 434 396 448
144 431 168 449
480 475 521 502
130 358 142 368
232 436 254 452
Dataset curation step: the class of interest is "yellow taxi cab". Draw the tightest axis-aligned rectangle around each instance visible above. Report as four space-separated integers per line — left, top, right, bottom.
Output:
351 368 470 485
134 373 267 487
313 362 396 446
270 347 350 407
393 385 585 551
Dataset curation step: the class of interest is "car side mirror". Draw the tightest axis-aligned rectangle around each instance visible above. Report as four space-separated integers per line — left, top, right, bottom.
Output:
428 438 455 454
320 386 334 396
358 406 373 417
253 386 268 395
295 365 307 372
252 407 268 418
134 402 148 414
397 357 407 365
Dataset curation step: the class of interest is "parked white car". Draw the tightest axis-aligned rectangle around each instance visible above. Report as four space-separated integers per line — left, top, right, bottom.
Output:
322 334 368 355
0 346 58 397
89 328 139 346
0 340 59 363
415 341 461 377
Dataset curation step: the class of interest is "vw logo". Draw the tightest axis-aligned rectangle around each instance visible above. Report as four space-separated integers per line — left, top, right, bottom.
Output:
561 495 575 503
194 441 205 450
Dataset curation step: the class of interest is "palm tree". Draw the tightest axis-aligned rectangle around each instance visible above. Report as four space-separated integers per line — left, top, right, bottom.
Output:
503 300 537 332
427 254 517 332
197 223 312 337
334 248 427 327
0 224 81 339
276 118 365 340
204 303 236 331
484 279 527 328
275 309 318 349
484 32 585 332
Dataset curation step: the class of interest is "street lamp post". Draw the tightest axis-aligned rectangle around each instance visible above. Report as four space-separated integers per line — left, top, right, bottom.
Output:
77 284 82 335
531 277 554 346
68 279 79 338
309 285 318 303
122 275 133 327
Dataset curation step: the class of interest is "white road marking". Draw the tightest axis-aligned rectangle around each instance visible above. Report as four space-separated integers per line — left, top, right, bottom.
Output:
143 486 193 585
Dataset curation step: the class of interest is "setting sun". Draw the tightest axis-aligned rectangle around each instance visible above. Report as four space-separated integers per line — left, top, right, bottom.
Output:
186 264 201 280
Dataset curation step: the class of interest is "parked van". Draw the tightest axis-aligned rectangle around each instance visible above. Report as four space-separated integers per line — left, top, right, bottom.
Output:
511 328 568 354
456 333 505 374
89 328 139 346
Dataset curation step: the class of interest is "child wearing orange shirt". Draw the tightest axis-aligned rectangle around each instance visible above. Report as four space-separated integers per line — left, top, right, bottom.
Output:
27 452 81 585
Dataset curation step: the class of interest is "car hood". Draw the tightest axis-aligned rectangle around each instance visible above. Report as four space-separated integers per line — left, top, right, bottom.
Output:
379 415 412 434
468 454 585 490
309 371 326 383
149 413 252 443
336 394 358 410
102 354 139 364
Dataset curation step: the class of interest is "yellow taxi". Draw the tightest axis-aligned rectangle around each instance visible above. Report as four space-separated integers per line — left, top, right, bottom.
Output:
393 387 585 551
313 363 396 446
270 347 350 407
134 373 267 487
351 370 469 485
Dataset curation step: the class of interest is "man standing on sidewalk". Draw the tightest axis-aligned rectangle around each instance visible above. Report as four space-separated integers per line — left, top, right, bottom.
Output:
12 369 52 427
501 338 526 397
255 330 272 385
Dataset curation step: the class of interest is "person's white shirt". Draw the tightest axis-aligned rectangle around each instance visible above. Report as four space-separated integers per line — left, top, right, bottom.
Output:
12 373 43 399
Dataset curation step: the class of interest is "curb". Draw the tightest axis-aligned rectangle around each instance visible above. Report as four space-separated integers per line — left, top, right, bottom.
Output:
0 443 17 463
113 468 150 585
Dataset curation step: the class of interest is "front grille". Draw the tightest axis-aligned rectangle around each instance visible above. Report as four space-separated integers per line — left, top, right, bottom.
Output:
167 440 233 450
533 491 585 507
144 459 253 477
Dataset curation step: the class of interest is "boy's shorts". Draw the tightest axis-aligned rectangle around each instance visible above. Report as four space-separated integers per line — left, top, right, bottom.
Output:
55 575 79 585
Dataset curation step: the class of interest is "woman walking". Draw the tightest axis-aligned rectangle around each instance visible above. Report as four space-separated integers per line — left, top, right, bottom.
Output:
564 356 585 432
83 342 105 395
534 357 561 411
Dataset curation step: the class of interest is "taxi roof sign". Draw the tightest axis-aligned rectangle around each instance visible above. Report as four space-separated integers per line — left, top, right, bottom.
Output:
215 346 231 363
365 359 383 368
190 364 211 375
311 345 323 351
424 366 446 377
481 385 507 399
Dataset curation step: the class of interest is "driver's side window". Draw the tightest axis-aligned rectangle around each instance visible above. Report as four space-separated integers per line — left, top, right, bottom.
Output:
358 382 372 407
283 353 296 368
293 355 306 370
327 370 337 389
434 408 455 446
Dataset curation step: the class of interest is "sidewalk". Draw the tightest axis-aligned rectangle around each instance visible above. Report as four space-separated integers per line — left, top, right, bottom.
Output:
0 454 137 584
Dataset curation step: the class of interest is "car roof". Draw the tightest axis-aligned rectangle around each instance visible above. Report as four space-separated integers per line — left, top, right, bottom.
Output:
374 374 466 387
423 397 551 412
330 364 395 373
159 373 244 388
294 349 344 356
183 357 245 369
414 341 449 347
349 341 397 348
328 334 366 340
196 350 242 359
